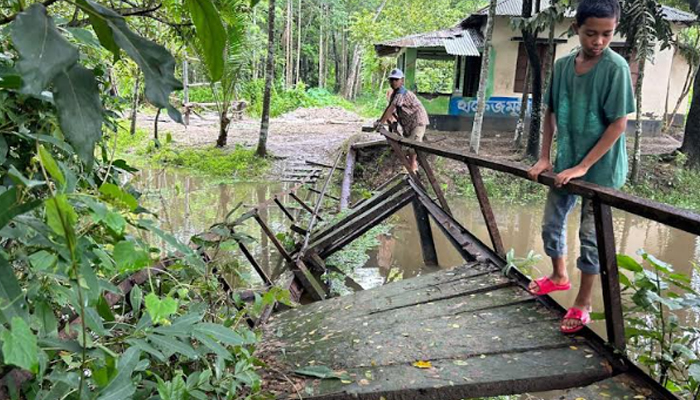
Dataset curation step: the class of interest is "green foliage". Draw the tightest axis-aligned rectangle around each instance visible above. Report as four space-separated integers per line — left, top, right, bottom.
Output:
625 156 700 213
0 2 283 398
242 80 355 118
149 144 270 179
617 251 700 397
455 169 547 205
186 0 227 81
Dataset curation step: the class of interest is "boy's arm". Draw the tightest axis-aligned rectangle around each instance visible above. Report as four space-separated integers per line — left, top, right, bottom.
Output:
374 103 397 130
527 108 556 181
553 116 627 187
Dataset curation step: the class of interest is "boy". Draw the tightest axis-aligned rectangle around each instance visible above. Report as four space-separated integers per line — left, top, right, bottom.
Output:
527 0 635 333
375 69 430 172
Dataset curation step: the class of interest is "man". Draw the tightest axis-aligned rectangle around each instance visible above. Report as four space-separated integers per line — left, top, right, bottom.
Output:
374 69 429 172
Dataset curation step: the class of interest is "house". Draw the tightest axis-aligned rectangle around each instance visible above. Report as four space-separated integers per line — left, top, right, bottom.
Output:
374 0 696 133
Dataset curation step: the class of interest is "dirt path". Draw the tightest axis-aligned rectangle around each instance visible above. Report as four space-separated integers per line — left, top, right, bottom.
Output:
137 107 380 164
137 107 683 178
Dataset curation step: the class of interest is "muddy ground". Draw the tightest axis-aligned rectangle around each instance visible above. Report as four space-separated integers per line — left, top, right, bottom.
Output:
137 106 684 178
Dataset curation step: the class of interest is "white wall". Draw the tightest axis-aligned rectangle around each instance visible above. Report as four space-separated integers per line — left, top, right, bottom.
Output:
487 16 690 119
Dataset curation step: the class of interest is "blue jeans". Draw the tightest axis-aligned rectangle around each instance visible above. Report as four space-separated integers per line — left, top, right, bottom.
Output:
541 188 600 275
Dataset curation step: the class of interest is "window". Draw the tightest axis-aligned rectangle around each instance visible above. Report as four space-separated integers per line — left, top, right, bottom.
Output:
462 56 481 97
514 43 552 93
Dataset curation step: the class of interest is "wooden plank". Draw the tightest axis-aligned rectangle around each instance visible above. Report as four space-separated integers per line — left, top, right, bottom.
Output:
467 163 506 257
306 160 336 169
351 139 389 150
301 345 609 400
274 198 296 222
290 192 324 221
306 178 408 246
349 174 405 210
340 147 356 211
559 374 665 400
237 241 273 285
293 260 327 301
385 137 426 191
416 150 452 216
320 189 414 258
381 130 700 237
254 213 294 263
412 199 438 266
592 199 626 351
411 179 501 265
308 187 340 201
308 186 413 254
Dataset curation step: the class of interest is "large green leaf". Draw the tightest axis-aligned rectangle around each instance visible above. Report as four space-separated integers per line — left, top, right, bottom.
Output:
10 4 79 95
38 145 66 186
96 347 141 400
194 322 246 347
1 317 39 373
84 1 182 122
145 293 178 325
113 241 150 273
0 255 27 324
185 0 226 81
148 333 198 359
45 194 78 240
99 183 138 211
0 187 42 231
51 64 103 167
157 373 188 400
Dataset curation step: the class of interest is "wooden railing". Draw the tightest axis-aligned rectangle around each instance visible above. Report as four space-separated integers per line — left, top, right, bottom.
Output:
381 129 700 353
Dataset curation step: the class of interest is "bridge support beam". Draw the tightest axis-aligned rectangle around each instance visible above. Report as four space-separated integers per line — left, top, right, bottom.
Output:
412 199 438 266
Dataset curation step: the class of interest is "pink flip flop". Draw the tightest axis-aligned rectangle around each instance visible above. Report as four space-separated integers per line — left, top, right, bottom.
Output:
529 276 571 296
561 307 591 334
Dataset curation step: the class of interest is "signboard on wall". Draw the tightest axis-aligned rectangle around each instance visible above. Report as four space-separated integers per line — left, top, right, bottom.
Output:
449 96 532 117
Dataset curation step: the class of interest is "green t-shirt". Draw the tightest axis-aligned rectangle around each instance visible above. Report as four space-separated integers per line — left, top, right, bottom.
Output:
546 47 635 189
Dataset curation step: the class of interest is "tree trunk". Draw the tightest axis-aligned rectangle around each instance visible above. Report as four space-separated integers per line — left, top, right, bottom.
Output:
680 66 700 168
154 108 161 148
631 56 646 183
295 0 301 84
252 8 258 81
129 73 141 136
662 64 696 134
353 58 362 98
343 45 361 99
216 110 231 148
285 0 293 88
257 0 276 157
469 0 497 154
522 0 542 159
318 4 324 88
540 1 556 136
514 64 531 148
332 31 341 92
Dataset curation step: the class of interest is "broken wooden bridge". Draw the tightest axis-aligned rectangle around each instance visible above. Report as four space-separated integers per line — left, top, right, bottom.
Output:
234 131 700 399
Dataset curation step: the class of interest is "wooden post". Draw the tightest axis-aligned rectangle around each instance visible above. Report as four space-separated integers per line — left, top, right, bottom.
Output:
416 150 452 216
237 241 273 285
412 198 439 266
467 163 505 257
340 147 356 211
254 213 294 263
592 199 626 352
385 137 425 191
183 59 190 126
274 197 296 222
290 192 323 221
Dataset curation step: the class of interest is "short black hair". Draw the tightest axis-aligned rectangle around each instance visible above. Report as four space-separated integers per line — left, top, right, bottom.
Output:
575 0 621 26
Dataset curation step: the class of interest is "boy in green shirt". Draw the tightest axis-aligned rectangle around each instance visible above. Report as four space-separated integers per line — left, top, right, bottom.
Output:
526 0 635 333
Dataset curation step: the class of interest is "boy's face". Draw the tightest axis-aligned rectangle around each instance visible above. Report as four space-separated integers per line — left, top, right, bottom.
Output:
389 78 404 90
574 17 617 58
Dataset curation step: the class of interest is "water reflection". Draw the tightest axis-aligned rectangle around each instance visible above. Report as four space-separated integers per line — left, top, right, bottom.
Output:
133 168 700 333
358 197 700 337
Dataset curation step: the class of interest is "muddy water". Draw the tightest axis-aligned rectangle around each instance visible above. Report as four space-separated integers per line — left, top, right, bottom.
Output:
133 168 700 336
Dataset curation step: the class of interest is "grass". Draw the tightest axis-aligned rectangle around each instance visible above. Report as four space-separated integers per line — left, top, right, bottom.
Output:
111 121 270 181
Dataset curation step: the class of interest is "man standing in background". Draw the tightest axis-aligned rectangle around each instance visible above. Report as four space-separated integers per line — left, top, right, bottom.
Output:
375 68 429 172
